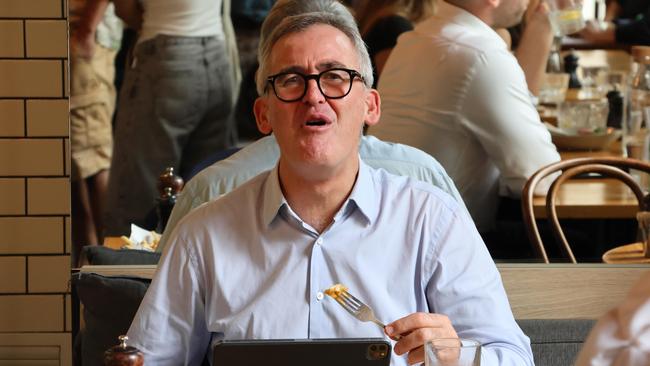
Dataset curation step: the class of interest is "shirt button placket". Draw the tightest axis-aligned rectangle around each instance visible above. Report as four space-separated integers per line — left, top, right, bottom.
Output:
308 235 325 338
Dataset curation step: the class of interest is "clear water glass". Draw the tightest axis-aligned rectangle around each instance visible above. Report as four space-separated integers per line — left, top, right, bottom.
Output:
539 73 569 104
425 338 481 366
558 100 609 132
579 66 608 99
547 0 585 36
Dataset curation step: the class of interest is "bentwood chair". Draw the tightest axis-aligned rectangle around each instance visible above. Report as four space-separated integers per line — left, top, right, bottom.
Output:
522 157 650 263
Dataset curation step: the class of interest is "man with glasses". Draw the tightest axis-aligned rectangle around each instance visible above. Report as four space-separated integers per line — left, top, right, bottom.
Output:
126 1 533 365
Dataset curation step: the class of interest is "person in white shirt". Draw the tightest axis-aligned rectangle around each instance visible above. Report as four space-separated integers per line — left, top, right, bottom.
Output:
369 0 560 233
575 270 650 365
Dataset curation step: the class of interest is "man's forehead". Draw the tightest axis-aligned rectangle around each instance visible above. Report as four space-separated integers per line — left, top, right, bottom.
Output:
268 24 358 71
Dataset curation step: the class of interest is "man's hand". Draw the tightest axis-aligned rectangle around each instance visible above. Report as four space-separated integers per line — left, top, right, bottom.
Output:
385 313 458 365
579 20 616 43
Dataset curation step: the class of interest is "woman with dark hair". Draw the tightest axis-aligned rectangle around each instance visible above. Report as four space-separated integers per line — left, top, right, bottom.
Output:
353 0 436 87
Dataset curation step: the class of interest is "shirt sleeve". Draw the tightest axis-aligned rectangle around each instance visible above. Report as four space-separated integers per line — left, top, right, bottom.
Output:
127 234 210 365
425 207 534 365
615 8 650 45
575 271 650 366
462 48 560 197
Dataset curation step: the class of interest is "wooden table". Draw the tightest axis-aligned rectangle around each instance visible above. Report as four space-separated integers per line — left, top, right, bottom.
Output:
532 178 639 219
532 142 641 219
602 242 650 264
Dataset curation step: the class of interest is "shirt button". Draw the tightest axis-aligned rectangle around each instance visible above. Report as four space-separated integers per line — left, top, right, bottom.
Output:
316 292 324 301
316 238 323 245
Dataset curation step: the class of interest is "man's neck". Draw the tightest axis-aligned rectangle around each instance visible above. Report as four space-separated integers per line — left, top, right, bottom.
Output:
278 158 359 233
444 0 495 27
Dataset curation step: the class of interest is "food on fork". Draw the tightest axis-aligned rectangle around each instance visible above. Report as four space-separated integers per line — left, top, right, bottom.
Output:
324 283 348 300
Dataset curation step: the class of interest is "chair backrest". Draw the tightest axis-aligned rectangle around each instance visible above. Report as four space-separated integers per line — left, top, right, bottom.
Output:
522 157 650 263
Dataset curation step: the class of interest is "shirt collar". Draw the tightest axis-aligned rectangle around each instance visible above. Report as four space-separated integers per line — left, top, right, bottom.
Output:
261 158 379 227
428 1 507 49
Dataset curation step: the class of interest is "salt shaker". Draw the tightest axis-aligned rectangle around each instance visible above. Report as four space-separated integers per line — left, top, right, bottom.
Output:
104 335 144 366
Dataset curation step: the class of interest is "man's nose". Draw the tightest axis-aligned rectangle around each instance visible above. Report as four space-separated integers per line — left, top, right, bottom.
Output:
302 79 325 104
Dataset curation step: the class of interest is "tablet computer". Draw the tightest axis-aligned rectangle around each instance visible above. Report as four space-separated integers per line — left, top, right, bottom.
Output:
212 338 391 366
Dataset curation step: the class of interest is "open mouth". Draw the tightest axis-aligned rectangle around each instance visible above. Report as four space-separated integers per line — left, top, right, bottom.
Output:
305 119 327 127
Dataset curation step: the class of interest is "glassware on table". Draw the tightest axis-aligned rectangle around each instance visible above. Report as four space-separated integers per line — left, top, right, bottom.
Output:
558 100 609 133
425 338 481 366
539 73 569 104
637 211 650 259
547 0 585 36
579 66 608 99
624 47 650 161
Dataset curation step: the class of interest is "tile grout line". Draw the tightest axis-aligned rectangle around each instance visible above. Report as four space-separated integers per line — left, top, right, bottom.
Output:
22 19 26 58
23 177 27 216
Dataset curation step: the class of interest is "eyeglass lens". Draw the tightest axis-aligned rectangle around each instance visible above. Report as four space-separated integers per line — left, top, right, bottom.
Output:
273 69 354 101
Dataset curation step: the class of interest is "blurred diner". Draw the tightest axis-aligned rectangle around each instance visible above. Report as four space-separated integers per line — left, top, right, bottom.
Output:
69 0 122 266
579 1 650 45
103 0 239 237
352 0 436 87
369 0 561 255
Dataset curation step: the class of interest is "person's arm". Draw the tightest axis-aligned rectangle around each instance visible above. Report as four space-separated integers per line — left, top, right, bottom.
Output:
575 271 650 366
112 0 143 31
128 231 210 364
613 7 650 45
386 206 534 365
71 0 110 59
464 48 560 197
514 1 553 95
578 20 617 43
605 0 622 21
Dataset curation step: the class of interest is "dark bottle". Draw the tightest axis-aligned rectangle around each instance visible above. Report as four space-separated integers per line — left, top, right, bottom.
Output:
564 52 582 89
606 89 624 129
104 335 144 366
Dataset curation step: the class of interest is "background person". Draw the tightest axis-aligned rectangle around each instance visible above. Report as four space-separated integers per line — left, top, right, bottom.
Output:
104 0 239 236
69 0 122 266
353 0 436 87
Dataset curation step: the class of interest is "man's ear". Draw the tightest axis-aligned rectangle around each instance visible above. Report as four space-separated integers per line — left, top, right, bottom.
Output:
254 97 273 134
363 89 381 127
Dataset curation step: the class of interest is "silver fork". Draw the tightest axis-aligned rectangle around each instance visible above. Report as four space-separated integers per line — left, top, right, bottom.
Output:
330 288 401 340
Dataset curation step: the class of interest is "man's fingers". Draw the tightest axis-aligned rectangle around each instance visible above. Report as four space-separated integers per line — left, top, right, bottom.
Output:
406 345 424 365
387 312 452 337
393 327 449 356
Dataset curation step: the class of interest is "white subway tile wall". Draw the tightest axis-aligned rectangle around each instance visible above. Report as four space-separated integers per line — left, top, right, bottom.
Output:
0 0 70 363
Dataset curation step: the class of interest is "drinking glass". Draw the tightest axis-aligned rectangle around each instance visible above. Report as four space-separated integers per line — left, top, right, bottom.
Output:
579 66 608 99
539 73 569 104
547 0 585 36
425 338 481 366
636 211 650 258
558 100 609 133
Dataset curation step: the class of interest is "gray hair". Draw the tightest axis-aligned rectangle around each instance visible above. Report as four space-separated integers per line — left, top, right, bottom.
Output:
255 0 373 96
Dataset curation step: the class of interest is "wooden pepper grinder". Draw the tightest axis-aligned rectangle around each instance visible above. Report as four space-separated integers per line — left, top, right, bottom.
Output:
156 167 184 232
104 335 144 366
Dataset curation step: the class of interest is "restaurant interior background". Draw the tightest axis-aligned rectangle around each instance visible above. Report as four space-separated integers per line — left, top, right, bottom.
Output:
0 0 632 363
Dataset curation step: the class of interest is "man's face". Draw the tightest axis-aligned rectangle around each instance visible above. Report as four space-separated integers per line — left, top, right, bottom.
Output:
493 0 529 28
254 24 380 178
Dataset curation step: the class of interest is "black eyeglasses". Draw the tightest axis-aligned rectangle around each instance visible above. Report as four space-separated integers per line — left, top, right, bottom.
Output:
266 68 364 102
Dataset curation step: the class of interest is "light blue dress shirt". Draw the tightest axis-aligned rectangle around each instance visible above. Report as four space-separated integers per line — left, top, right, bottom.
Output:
128 160 533 365
158 134 465 252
